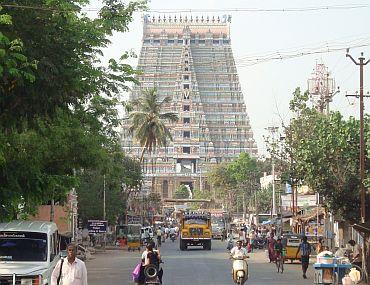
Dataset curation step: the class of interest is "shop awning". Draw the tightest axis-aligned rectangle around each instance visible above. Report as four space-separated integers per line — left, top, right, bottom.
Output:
352 221 370 234
292 206 326 223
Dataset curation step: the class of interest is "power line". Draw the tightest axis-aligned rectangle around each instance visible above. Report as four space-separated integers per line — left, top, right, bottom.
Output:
133 41 370 77
2 3 370 13
149 4 370 13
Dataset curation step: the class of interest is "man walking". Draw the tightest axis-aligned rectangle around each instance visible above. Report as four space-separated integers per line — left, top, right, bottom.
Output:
296 236 312 279
51 243 88 285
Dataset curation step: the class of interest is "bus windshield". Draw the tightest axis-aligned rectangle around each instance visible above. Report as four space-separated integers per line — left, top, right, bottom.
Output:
0 232 48 262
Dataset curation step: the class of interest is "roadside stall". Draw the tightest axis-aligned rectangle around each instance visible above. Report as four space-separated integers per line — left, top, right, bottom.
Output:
313 251 352 285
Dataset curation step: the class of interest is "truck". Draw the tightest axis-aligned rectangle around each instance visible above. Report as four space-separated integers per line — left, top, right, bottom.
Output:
179 211 212 250
210 209 227 239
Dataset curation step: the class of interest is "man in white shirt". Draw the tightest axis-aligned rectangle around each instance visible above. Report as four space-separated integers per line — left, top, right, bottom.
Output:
51 244 88 285
230 240 248 259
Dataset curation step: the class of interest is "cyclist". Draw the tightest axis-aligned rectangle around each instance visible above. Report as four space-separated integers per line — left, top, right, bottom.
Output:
274 238 284 273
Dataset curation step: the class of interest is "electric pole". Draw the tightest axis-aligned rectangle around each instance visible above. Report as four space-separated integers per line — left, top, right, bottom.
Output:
346 50 370 224
266 126 279 216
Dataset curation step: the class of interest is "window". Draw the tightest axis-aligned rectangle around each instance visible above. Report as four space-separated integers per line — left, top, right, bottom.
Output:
183 84 190 89
190 39 196 44
185 54 189 57
213 40 219 44
183 75 189 80
183 131 190 138
185 67 189 71
183 147 191 154
178 39 183 43
153 39 160 44
185 60 189 64
168 39 174 44
183 117 190 124
183 105 190 111
144 39 150 44
0 232 47 261
199 40 205 44
223 39 230 44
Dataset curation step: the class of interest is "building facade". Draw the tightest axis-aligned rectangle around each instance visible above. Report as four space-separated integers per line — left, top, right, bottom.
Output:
121 15 257 198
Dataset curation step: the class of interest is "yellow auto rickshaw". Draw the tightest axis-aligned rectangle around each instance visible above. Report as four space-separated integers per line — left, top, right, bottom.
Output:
116 224 142 251
282 234 302 263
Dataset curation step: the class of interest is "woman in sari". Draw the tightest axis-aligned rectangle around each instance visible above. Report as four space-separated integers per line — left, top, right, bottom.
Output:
267 233 276 263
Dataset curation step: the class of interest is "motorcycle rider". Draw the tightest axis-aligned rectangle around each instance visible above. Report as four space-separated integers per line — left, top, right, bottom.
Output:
230 240 248 258
138 242 163 284
230 240 249 283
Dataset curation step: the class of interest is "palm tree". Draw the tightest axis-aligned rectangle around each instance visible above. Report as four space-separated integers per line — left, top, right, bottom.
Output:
128 88 179 163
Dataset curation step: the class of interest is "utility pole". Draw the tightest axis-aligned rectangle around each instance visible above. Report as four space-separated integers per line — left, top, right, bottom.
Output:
266 126 279 216
103 174 106 221
346 50 370 224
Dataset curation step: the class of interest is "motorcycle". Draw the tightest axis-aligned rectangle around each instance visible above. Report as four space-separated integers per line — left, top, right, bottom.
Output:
144 264 160 285
253 237 267 249
170 233 176 242
144 260 164 285
231 256 249 285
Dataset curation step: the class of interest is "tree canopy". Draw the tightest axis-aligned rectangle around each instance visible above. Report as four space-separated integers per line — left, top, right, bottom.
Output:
0 0 146 221
173 185 191 199
127 88 179 161
276 87 370 223
207 152 262 212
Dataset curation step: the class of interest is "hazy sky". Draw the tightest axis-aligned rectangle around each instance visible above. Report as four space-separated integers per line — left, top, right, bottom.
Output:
89 0 370 155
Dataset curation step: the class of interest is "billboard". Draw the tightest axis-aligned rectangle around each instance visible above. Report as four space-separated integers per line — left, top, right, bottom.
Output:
281 194 317 207
87 220 107 234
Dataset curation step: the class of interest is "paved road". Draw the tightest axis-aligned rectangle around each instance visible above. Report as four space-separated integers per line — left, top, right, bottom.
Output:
87 239 314 285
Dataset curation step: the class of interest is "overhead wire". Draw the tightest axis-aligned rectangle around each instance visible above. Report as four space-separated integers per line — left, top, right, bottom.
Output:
134 40 370 78
2 3 370 13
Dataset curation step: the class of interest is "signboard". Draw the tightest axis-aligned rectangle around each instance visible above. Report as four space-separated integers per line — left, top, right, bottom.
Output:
87 220 107 234
281 194 317 207
127 215 141 224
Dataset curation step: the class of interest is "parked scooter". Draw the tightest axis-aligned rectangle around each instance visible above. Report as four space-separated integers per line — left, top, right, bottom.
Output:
231 256 249 285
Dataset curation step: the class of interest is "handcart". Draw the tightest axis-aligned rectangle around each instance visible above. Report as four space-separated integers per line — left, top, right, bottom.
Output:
313 263 352 285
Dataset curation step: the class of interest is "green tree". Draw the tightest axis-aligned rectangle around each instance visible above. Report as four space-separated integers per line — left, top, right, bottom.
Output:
255 185 273 214
0 0 146 221
207 153 261 213
77 152 142 225
190 188 212 210
173 185 190 199
127 88 179 162
281 88 370 222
